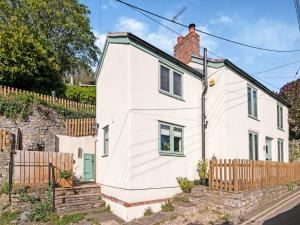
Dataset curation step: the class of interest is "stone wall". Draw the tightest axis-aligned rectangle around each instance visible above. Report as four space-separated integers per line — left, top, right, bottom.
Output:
190 185 289 218
0 105 65 152
0 152 10 188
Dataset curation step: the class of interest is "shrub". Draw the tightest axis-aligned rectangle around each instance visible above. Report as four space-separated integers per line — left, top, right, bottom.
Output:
287 182 294 191
176 177 194 193
16 186 31 202
197 160 208 179
64 85 96 105
59 170 72 180
0 211 20 224
143 207 153 216
161 200 174 212
0 182 9 195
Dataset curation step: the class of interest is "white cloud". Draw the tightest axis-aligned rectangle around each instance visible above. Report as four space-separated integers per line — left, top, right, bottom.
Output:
116 17 149 37
115 17 176 53
93 30 107 52
211 15 233 25
101 4 108 11
236 18 300 51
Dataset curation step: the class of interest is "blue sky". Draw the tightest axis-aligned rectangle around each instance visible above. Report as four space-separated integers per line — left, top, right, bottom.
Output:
82 0 300 91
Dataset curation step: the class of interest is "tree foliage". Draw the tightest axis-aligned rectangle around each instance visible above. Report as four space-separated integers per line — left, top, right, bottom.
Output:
64 85 96 105
0 0 99 94
278 78 300 140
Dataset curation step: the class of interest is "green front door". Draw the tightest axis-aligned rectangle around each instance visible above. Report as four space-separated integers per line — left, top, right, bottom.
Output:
84 154 94 181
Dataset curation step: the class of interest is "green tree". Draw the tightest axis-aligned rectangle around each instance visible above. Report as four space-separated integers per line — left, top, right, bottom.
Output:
0 0 99 94
278 78 300 140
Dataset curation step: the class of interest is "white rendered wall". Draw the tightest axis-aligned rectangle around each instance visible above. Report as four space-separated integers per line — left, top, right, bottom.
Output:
56 135 95 180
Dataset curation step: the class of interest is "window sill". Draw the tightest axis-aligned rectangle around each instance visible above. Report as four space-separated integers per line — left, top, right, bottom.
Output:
248 115 260 121
159 151 185 157
102 154 108 157
159 90 185 102
277 127 284 132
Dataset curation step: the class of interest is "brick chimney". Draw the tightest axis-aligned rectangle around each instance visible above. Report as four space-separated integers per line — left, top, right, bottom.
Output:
174 23 200 64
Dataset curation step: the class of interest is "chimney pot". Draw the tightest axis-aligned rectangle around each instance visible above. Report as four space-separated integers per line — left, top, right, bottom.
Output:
177 36 183 44
188 23 196 33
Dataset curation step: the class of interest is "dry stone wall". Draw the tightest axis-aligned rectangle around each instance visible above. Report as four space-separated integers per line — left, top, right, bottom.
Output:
0 105 65 152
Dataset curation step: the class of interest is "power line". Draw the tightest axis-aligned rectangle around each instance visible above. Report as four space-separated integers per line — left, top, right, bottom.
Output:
252 60 300 75
294 0 300 31
115 0 300 53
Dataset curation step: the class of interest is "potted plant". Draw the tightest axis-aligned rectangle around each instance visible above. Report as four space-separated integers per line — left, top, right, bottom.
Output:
59 170 73 188
197 160 208 186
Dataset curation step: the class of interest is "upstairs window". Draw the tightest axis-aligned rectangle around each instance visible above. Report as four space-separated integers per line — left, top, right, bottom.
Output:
249 131 259 160
277 139 284 162
277 103 283 130
159 63 183 98
159 122 183 156
247 86 258 118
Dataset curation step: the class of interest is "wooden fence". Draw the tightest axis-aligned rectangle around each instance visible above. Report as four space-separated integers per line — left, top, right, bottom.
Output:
12 150 73 188
0 128 11 152
65 118 96 136
0 85 95 112
209 159 300 192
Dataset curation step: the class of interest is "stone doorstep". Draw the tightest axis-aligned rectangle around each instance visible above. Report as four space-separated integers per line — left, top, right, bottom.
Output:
129 212 176 225
86 211 124 224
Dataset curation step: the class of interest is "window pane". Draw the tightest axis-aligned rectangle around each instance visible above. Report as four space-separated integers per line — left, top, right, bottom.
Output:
277 140 280 161
253 90 257 117
277 105 279 127
254 134 258 160
160 65 170 92
281 141 284 161
160 125 170 151
280 107 283 128
173 72 182 96
249 133 253 160
103 127 109 155
174 127 182 152
247 87 252 115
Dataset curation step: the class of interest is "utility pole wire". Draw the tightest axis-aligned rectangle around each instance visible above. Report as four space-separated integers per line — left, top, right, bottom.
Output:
115 0 300 53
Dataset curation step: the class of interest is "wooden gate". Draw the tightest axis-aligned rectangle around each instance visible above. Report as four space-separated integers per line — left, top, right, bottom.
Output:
12 150 73 188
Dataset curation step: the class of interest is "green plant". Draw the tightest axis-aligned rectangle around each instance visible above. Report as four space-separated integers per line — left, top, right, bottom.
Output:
59 170 72 180
49 213 86 225
197 160 208 179
176 177 194 193
0 182 9 195
287 182 294 191
144 207 153 216
223 213 231 221
28 187 53 222
161 200 174 212
162 142 170 151
64 85 96 105
0 211 20 225
16 186 30 202
169 214 178 221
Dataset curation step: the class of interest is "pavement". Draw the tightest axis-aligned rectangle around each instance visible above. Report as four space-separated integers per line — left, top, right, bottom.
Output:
240 187 300 225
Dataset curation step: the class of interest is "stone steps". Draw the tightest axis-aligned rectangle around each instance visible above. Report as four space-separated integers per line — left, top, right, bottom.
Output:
55 183 104 215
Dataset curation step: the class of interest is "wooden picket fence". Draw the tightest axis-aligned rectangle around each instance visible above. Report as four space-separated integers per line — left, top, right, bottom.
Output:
209 159 300 192
12 150 73 188
0 128 11 152
65 118 96 136
0 85 95 112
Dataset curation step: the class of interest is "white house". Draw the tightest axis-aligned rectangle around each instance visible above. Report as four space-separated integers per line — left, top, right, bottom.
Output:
95 24 289 221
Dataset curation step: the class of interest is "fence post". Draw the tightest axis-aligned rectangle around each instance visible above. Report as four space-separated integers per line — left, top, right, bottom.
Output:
233 159 238 192
8 161 13 203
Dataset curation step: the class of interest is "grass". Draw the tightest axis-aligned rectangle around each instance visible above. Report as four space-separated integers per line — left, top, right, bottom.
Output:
161 200 174 212
144 207 153 216
173 194 190 203
49 213 86 225
0 211 20 225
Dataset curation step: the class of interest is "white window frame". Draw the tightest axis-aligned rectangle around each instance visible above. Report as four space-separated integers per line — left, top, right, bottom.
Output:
277 103 283 130
103 125 109 156
159 121 184 156
249 131 259 160
247 85 258 119
277 139 284 162
159 62 183 100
